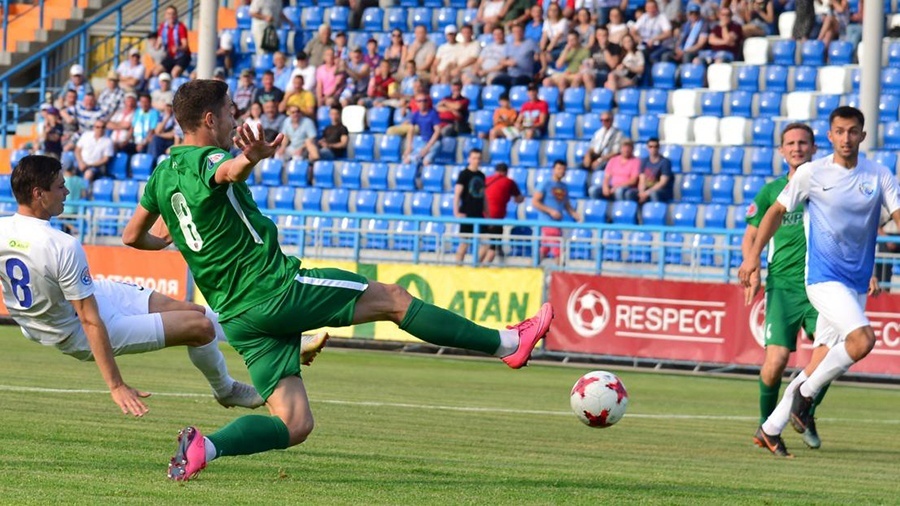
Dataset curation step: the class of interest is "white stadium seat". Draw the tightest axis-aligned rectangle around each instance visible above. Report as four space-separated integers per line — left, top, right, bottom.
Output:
671 89 701 117
778 12 796 38
818 66 849 95
718 117 749 146
662 115 693 144
785 92 816 120
707 63 735 91
693 116 720 145
743 38 770 66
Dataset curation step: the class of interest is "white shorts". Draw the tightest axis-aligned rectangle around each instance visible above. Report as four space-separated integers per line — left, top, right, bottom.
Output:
55 280 165 361
806 281 868 348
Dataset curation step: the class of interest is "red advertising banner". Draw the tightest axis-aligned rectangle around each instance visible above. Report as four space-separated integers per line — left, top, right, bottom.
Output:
547 273 900 376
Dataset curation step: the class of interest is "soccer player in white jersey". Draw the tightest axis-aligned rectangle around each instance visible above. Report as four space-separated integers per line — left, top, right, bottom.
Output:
738 106 900 456
0 155 284 415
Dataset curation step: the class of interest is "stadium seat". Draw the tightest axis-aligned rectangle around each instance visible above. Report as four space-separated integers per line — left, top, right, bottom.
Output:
258 158 283 186
693 234 719 266
601 229 624 262
641 202 668 226
883 122 900 149
563 87 586 114
692 117 719 146
109 152 129 179
489 138 511 165
236 5 251 29
736 65 761 92
636 114 660 141
742 175 766 202
728 90 753 118
409 7 432 29
873 150 899 171
810 118 830 146
436 8 457 30
339 161 363 189
563 169 587 198
367 107 391 133
764 66 789 93
661 144 684 173
719 146 745 175
506 168 528 195
460 7 478 25
481 85 504 110
672 202 698 227
381 190 406 215
664 232 685 264
471 110 493 137
881 94 900 123
355 189 378 213
732 203 751 229
580 113 602 140
670 88 700 117
728 234 744 267
652 62 677 89
435 137 457 165
362 7 384 31
778 10 796 37
552 113 577 140
750 147 775 175
431 84 452 103
391 220 418 251
844 92 861 110
130 153 153 181
302 6 324 29
410 191 434 216
461 84 481 109
545 140 569 167
851 67 862 93
583 200 608 223
253 52 274 75
393 163 417 191
751 118 775 147
364 219 391 249
743 38 769 66
662 116 691 144
816 94 840 118
688 145 714 174
626 231 654 263
326 188 350 212
274 186 298 210
793 66 818 92
378 135 402 163
679 174 704 203
709 175 735 204
644 88 669 116
719 117 749 146
828 40 854 65
386 7 407 30
312 161 335 188
679 64 706 89
700 91 725 117
114 180 139 203
421 165 445 193
611 200 638 224
569 228 596 261
706 63 735 92
589 88 614 112
508 85 528 110
573 141 591 164
889 42 900 68
336 217 360 248
91 179 114 202
883 68 900 95
284 160 309 187
784 91 815 120
772 39 796 66
757 91 783 117
801 40 826 66
365 162 389 190
616 88 641 116
539 86 560 114
420 221 445 252
531 168 553 193
461 136 484 157
93 206 121 236
614 113 634 136
819 66 850 95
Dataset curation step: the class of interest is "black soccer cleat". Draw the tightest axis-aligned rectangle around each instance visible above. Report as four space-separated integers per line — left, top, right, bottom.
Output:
801 416 821 449
789 383 815 435
754 426 793 458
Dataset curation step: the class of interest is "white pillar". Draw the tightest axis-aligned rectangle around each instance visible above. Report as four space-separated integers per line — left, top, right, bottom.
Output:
859 0 884 153
195 0 218 79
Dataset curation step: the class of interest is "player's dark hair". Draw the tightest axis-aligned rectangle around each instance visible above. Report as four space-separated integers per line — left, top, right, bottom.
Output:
173 79 230 133
11 155 62 205
781 122 815 145
829 106 865 129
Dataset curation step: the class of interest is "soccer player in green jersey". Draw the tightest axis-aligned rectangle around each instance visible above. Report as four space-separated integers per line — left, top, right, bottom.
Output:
742 123 830 454
123 79 554 481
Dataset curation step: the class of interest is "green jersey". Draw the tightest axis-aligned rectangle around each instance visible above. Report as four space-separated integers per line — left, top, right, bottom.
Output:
745 176 806 290
140 146 300 320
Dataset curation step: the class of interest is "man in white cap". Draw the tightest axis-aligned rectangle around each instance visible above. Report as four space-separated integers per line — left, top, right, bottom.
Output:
116 48 147 92
57 64 94 104
431 25 461 84
151 72 174 113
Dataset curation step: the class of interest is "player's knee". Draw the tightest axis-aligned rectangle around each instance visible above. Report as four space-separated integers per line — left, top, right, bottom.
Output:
384 283 413 321
191 316 216 345
286 415 315 446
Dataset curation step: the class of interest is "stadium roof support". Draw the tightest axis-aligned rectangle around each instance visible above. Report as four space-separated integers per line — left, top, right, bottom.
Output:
860 0 884 153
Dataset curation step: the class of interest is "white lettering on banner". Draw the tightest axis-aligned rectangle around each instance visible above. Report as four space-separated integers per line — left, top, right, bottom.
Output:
803 312 900 355
93 274 180 296
614 302 727 343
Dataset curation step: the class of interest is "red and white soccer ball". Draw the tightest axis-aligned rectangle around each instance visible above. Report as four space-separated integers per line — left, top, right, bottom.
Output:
570 370 629 428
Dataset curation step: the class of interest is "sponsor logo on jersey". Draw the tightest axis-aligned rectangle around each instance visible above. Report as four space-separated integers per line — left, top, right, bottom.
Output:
859 181 876 197
7 239 30 250
80 266 93 286
745 202 758 218
206 153 225 170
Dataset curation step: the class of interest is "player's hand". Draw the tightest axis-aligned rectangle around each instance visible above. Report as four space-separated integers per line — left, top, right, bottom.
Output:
110 384 151 417
234 123 283 165
737 257 761 288
744 270 761 305
868 276 882 297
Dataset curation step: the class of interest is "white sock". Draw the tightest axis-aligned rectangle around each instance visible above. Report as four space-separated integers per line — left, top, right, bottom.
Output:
204 437 217 462
204 306 228 343
800 343 854 398
494 330 519 357
187 340 235 397
762 371 807 435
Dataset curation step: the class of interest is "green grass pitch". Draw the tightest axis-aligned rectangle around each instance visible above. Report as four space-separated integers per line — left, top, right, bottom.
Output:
1 325 899 504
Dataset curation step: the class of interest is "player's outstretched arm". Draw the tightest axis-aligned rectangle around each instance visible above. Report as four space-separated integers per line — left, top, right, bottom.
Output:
70 296 150 417
738 202 786 288
214 123 284 185
123 205 171 251
740 224 762 304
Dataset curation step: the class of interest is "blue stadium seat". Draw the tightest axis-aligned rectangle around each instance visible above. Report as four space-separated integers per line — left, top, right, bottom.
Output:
302 6 324 29
481 85 504 110
552 113 577 140
573 141 591 163
285 160 309 187
431 83 452 103
611 200 638 224
386 7 407 30
751 118 775 147
652 62 677 89
616 88 641 116
339 161 363 189
580 113 602 140
709 175 735 204
563 87 586 114
316 106 331 134
471 110 493 137
435 137 457 165
664 232 685 264
364 219 391 249
732 203 751 229
130 153 153 181
459 7 478 25
506 168 528 194
694 233 718 266
258 158 283 186
461 136 484 156
844 92 861 110
236 5 251 29
114 180 139 203
679 174 704 203
883 122 900 149
436 8 457 30
409 7 432 29
313 161 335 188
644 88 669 116
601 230 624 262
91 179 114 202
793 66 818 92
758 91 783 117
392 220 418 251
531 168 552 193
728 90 753 118
750 147 774 175
719 146 745 175
728 234 744 267
700 91 725 117
539 86 560 114
851 67 861 93
810 118 829 146
420 221 445 252
889 42 900 68
381 190 406 215
583 200 608 223
883 68 900 95
366 162 390 190
764 65 789 92
679 64 705 89
362 7 384 31
816 94 840 118
108 152 129 179
421 164 445 193
273 186 298 210
355 189 378 213
508 85 528 110
367 107 391 133
93 206 121 236
589 88 614 112
253 52 274 74
489 138 512 165
337 217 360 248
0 176 12 199
661 144 683 173
326 188 351 212
378 135 402 163
872 150 899 171
736 65 760 92
772 39 796 66
742 175 766 202
641 202 667 226
613 113 633 135
689 146 714 174
672 202 698 227
880 94 900 123
394 163 417 191
626 231 654 264
801 40 826 66
545 140 569 166
507 225 533 258
828 40 853 65
462 84 481 108
563 169 587 198
568 228 595 261
410 191 434 216
636 114 659 141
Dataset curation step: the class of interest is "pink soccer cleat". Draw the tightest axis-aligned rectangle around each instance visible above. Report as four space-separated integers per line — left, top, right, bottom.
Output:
502 302 554 369
167 426 207 481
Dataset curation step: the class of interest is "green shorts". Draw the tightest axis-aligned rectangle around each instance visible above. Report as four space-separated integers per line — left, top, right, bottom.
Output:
764 287 818 351
221 267 369 400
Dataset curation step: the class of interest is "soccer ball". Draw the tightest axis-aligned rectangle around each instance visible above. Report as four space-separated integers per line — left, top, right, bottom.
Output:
570 370 628 428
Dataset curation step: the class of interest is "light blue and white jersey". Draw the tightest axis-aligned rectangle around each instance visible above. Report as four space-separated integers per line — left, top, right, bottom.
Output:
777 154 900 293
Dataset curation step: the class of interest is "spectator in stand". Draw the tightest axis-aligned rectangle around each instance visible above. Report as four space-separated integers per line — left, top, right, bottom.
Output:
98 71 124 118
367 59 400 107
606 7 629 44
156 5 191 77
116 48 146 93
151 72 174 113
75 93 105 135
671 4 709 63
309 106 349 161
470 26 508 85
132 92 159 154
59 89 80 141
280 74 316 117
400 60 420 98
657 0 683 23
316 47 345 107
40 108 64 161
384 29 407 77
524 4 544 43
435 25 481 84
593 138 640 200
108 92 137 153
493 23 537 88
532 160 580 265
698 7 743 63
539 3 569 76
501 0 534 27
482 162 525 264
454 149 488 264
606 34 644 91
385 78 428 137
148 99 177 162
249 0 293 57
244 102 264 133
213 67 228 82
406 24 438 81
631 0 674 63
436 79 471 137
259 100 287 143
514 83 549 139
363 39 382 71
597 0 628 27
583 27 618 91
144 31 166 75
232 69 258 118
545 30 592 95
57 64 93 105
340 46 372 107
403 94 443 165
488 93 518 141
572 8 595 46
277 106 317 161
253 70 286 107
216 29 235 77
304 25 334 68
63 164 87 213
818 0 850 46
636 138 674 204
477 0 507 34
75 120 114 185
333 31 350 62
739 0 776 37
272 51 292 91
583 112 623 171
289 52 317 93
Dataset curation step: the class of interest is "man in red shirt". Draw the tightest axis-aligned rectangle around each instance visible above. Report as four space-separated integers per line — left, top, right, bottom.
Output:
437 79 471 136
515 83 549 139
156 5 191 78
482 163 525 263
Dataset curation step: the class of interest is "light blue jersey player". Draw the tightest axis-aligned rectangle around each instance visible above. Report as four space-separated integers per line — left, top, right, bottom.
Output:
739 106 900 457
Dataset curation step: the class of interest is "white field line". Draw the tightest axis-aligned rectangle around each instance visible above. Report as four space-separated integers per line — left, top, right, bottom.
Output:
1 384 899 425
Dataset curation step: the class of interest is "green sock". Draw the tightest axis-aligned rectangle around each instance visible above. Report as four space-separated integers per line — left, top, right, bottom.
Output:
759 377 781 424
207 415 291 458
399 298 501 355
810 382 829 416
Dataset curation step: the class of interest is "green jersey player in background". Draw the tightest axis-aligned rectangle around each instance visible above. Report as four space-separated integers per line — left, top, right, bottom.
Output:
123 79 554 481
